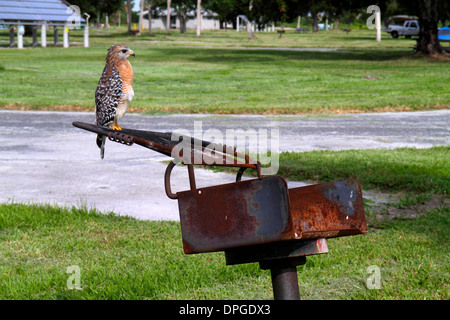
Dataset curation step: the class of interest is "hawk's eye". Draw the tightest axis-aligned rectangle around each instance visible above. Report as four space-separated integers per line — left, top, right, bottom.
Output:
121 49 127 53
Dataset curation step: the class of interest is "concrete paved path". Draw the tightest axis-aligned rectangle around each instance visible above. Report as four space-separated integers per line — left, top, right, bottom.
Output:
1 109 448 220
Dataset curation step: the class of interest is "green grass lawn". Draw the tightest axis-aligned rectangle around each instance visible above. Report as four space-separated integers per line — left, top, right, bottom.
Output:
277 146 450 194
0 28 449 113
0 201 448 300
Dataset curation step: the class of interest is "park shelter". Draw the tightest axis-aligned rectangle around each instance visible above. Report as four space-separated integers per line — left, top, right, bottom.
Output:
0 0 86 48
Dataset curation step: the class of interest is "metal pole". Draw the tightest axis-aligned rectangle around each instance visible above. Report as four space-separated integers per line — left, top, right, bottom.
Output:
187 164 196 190
9 25 15 47
17 24 23 49
270 266 300 300
54 26 59 46
41 22 47 47
84 24 89 47
259 256 305 300
63 24 69 48
83 13 90 48
375 10 381 43
32 25 38 47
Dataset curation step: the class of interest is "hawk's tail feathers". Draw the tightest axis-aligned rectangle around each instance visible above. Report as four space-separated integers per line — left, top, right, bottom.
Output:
96 134 106 159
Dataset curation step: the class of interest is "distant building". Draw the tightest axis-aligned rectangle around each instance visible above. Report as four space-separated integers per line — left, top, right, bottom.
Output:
142 8 220 31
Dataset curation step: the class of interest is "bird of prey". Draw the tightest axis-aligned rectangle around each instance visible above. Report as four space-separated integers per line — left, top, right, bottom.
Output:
95 44 135 159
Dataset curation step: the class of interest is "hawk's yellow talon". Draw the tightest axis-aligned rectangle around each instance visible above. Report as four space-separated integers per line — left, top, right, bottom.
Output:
112 124 122 130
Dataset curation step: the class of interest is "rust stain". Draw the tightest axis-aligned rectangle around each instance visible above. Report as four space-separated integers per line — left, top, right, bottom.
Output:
178 177 366 254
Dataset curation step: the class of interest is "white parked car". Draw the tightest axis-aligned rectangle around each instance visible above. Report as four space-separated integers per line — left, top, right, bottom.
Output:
387 20 419 38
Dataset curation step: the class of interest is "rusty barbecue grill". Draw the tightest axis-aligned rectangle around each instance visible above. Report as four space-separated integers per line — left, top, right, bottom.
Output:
73 121 367 300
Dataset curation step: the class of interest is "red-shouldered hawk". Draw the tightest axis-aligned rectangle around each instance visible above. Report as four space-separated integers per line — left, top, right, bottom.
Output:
95 44 135 159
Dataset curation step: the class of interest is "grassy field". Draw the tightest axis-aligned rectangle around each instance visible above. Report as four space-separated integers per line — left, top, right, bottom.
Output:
276 146 450 194
0 27 449 113
0 198 448 300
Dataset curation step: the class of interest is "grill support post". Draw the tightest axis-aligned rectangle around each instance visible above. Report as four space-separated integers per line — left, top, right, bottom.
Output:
270 266 300 300
259 256 306 300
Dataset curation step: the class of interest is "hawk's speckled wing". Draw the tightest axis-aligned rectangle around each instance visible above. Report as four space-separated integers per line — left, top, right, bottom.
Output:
95 65 123 127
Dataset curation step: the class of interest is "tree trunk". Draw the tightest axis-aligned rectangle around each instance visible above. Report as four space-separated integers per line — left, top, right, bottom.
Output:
334 18 339 30
138 0 144 35
247 21 255 38
179 4 187 34
127 0 132 33
312 12 319 33
196 0 202 37
148 0 153 35
166 0 171 35
111 10 120 25
417 0 441 54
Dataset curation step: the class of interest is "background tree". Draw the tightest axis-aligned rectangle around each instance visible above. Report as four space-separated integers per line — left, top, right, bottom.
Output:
69 0 124 26
196 0 202 36
138 0 145 34
326 0 354 30
438 1 450 26
308 0 328 33
204 0 251 29
143 0 165 35
173 0 197 34
386 0 444 55
157 0 197 34
166 0 172 34
147 0 154 35
415 0 441 54
249 0 290 30
127 0 133 32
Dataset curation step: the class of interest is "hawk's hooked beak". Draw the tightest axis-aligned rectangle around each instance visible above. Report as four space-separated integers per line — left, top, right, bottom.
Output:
129 50 135 57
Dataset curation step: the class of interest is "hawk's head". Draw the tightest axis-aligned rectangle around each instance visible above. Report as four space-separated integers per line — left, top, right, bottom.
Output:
106 44 135 62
